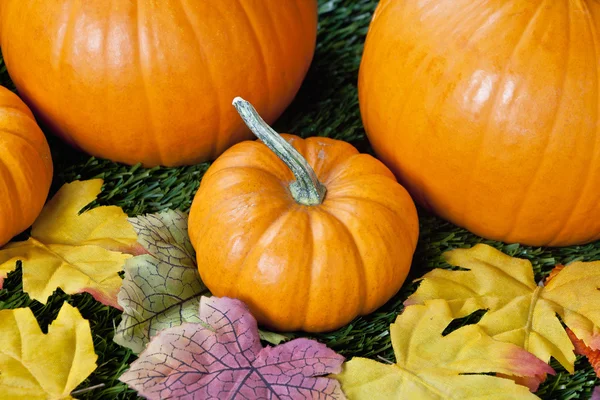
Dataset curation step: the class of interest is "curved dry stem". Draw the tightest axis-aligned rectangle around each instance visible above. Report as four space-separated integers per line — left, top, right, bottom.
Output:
232 97 326 205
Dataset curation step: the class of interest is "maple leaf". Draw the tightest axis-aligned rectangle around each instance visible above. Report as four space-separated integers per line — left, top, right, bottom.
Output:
0 302 97 400
566 328 600 378
335 299 553 400
0 180 138 308
546 265 600 379
405 243 600 373
114 210 289 354
114 210 209 354
119 296 345 400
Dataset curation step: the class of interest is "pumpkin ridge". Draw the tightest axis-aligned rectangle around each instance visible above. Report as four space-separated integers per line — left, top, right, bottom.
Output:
230 204 290 260
0 104 34 120
261 0 296 92
291 0 311 41
103 3 115 161
502 2 572 243
322 199 413 312
310 149 365 186
300 210 315 329
196 190 291 241
190 191 290 272
53 0 78 144
550 0 600 245
202 1 225 160
425 2 512 152
315 207 367 316
543 2 587 245
228 207 299 321
0 154 25 234
50 0 72 72
326 161 394 186
325 193 418 265
461 0 549 229
236 0 271 124
134 1 163 166
385 45 436 156
177 0 220 160
421 0 479 40
326 190 403 221
466 1 516 46
0 124 50 172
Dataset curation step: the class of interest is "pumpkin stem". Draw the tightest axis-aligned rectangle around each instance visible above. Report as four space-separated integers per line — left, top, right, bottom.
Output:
232 97 326 206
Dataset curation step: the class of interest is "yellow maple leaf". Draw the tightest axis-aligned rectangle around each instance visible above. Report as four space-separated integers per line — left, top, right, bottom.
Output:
0 302 98 400
335 299 551 399
0 180 138 308
405 243 600 373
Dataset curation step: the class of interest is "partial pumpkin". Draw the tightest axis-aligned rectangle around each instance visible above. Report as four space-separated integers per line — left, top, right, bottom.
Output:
0 86 53 246
188 98 419 332
360 0 600 246
0 0 317 167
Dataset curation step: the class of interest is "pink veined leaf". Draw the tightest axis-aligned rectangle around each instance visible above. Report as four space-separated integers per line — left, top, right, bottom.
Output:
120 296 346 400
592 386 600 400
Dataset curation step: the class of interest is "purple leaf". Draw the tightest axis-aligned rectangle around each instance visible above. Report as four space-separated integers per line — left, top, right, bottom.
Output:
592 386 600 400
120 296 346 400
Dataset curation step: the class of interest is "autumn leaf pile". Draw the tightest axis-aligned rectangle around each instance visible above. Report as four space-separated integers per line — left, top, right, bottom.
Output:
0 180 140 307
0 180 136 399
405 245 600 376
1 178 599 399
334 246 600 399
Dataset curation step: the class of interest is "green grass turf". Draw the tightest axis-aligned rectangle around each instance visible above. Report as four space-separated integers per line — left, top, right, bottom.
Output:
1 0 599 398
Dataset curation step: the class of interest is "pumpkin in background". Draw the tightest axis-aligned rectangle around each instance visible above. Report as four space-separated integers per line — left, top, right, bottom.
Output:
0 1 317 167
359 0 600 246
188 98 419 332
0 86 53 247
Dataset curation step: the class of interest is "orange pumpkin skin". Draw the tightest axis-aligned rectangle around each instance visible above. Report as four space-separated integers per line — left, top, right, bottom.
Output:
188 134 419 332
0 87 53 247
0 1 317 167
360 0 600 246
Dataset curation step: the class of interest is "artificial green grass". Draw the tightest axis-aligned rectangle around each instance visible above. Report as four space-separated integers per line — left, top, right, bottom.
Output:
0 0 598 398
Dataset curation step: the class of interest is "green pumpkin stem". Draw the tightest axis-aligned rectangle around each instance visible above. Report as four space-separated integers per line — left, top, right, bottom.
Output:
232 97 326 206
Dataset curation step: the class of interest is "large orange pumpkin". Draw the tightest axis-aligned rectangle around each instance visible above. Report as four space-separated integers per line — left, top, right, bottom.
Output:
0 86 53 247
0 1 317 167
359 0 600 246
188 98 419 332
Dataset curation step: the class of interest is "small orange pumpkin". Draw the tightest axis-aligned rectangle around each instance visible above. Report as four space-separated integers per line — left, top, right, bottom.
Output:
360 0 600 246
0 1 317 167
188 98 419 332
0 86 53 247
